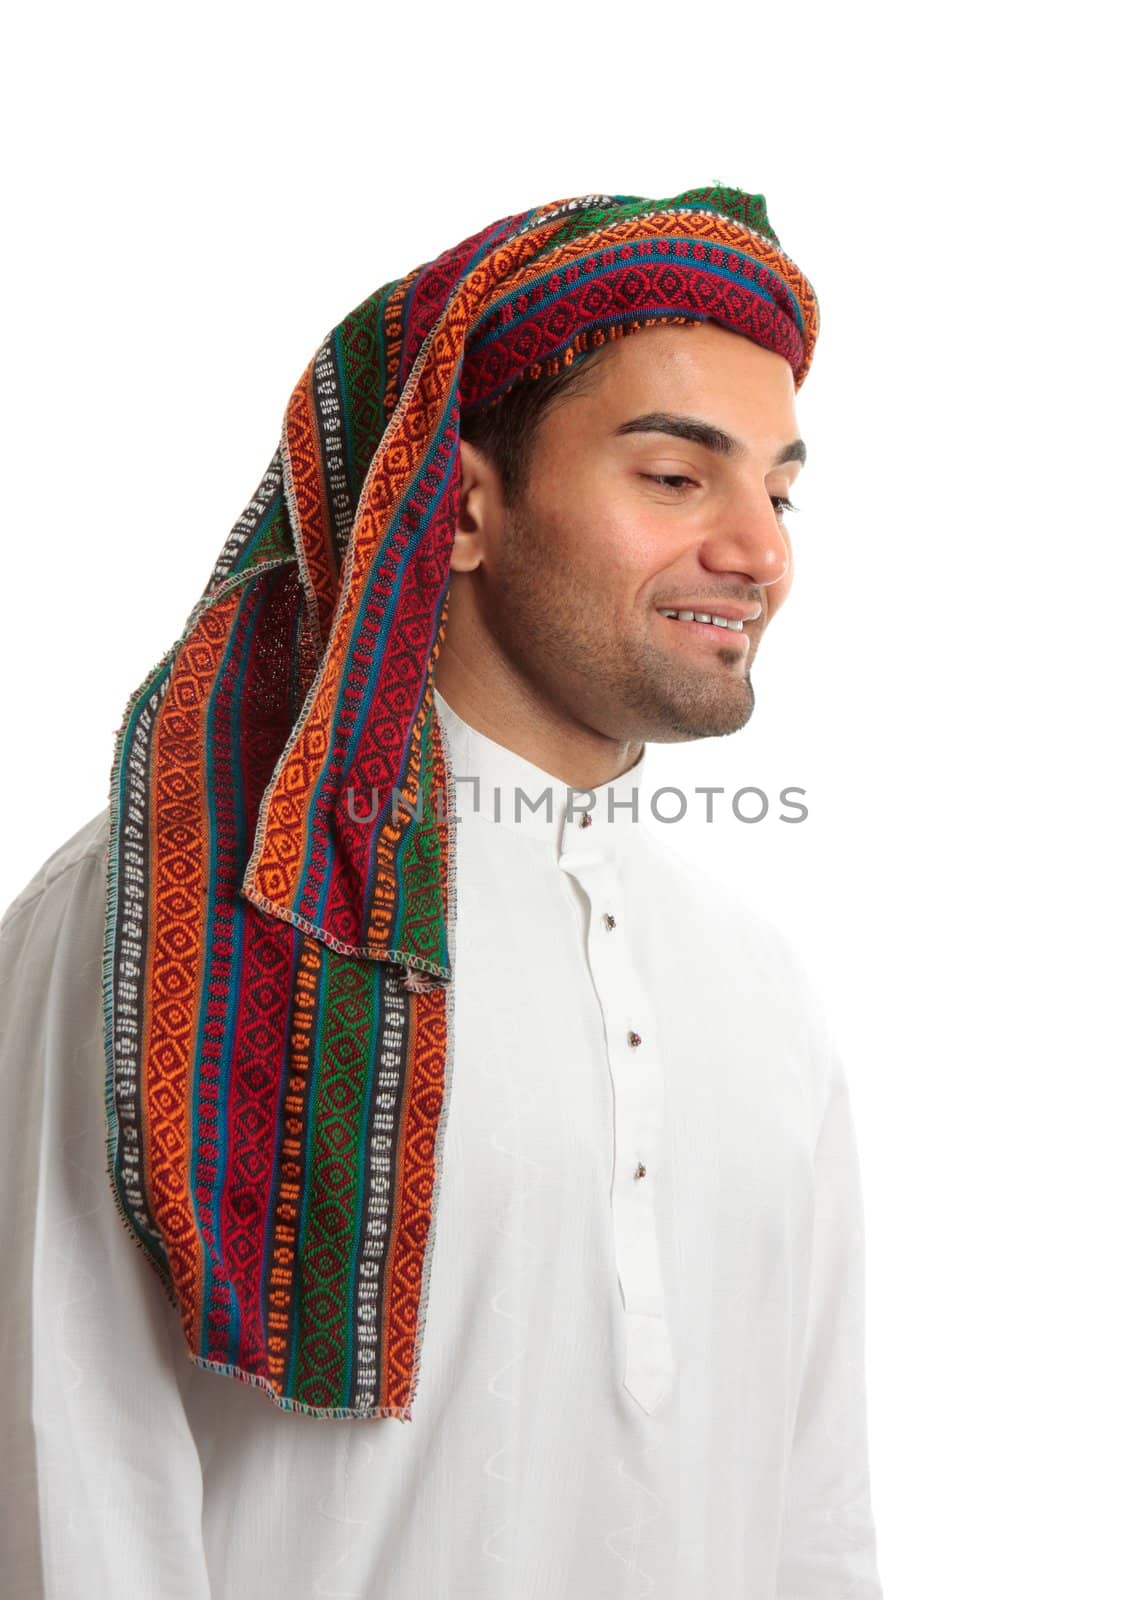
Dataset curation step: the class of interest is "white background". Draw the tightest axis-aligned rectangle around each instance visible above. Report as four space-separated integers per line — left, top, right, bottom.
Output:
3 3 1144 1593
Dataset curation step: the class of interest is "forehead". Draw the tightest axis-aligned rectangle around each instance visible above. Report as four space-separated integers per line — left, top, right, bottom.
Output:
567 321 799 444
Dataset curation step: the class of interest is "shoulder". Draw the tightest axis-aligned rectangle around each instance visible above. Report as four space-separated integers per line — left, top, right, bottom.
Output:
0 810 110 941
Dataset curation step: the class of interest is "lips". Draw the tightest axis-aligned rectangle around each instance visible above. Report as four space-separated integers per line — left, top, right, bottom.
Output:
655 602 763 630
656 610 752 648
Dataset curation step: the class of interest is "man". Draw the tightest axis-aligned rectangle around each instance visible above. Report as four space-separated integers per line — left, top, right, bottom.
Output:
0 185 882 1597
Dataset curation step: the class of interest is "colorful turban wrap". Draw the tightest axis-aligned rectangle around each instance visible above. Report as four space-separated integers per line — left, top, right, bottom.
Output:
104 185 820 1419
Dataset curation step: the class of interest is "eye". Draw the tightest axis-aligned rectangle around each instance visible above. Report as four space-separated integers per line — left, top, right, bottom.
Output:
642 476 800 517
641 473 697 493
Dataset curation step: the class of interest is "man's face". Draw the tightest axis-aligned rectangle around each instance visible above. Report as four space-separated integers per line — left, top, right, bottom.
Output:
465 320 803 744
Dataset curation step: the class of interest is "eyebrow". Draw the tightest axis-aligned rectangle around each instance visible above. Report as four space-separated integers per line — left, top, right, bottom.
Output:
612 411 807 469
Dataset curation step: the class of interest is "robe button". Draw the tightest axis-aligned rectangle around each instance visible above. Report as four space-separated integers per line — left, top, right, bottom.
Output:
579 811 593 828
604 913 616 930
627 1030 642 1047
634 1161 647 1180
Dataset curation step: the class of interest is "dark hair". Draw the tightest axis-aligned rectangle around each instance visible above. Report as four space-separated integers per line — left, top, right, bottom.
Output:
458 345 615 506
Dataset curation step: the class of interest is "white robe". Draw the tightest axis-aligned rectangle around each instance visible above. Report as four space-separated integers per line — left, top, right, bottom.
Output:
0 689 881 1598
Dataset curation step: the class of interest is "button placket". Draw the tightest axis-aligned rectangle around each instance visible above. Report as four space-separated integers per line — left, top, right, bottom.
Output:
559 848 673 1410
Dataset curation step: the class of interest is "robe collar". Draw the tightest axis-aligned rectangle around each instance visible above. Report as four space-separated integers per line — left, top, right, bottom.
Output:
433 688 648 859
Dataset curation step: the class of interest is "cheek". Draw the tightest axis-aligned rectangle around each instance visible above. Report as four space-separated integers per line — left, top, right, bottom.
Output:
536 468 623 557
531 468 686 594
606 519 661 573
569 494 659 580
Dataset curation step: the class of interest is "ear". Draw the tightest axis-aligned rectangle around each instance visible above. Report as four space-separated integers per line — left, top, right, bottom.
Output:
452 437 506 573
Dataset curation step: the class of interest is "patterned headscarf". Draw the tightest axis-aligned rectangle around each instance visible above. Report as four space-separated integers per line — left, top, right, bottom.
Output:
103 185 819 1420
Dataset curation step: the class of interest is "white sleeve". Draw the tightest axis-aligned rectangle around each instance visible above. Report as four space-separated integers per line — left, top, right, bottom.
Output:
0 818 213 1600
777 1041 883 1599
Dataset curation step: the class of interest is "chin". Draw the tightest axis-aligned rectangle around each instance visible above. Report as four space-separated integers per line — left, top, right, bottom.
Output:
645 682 755 742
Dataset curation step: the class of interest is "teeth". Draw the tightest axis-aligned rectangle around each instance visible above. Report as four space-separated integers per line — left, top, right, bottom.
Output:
656 607 745 632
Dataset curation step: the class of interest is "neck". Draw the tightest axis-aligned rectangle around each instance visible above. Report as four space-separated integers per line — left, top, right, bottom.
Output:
433 635 644 793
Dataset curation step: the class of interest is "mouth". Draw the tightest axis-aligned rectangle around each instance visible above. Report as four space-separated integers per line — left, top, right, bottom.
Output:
655 605 759 650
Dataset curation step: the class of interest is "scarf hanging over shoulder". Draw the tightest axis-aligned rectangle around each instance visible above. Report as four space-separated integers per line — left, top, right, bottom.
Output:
103 184 819 1419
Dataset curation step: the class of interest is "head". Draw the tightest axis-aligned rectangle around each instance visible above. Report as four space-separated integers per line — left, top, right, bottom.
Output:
449 317 804 745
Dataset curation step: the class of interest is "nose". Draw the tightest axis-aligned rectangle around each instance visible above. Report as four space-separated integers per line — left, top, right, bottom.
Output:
696 485 792 593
